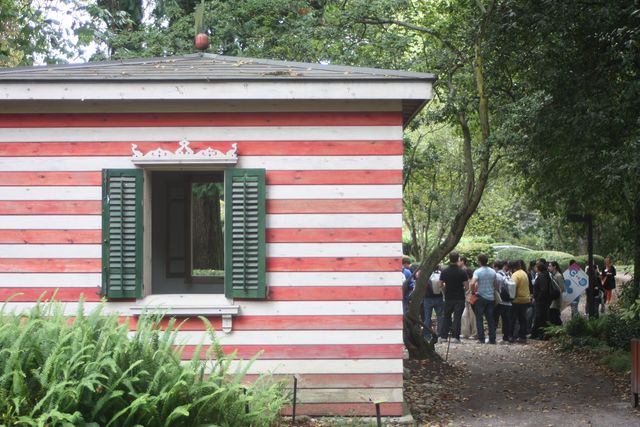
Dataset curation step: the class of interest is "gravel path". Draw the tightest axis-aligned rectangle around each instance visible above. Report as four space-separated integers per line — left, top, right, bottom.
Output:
404 338 640 426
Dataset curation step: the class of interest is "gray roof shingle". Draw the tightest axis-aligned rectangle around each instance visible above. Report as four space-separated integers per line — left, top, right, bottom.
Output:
0 53 435 82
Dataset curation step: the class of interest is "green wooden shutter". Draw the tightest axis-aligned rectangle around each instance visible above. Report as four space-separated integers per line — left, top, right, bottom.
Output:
102 169 143 299
224 168 266 298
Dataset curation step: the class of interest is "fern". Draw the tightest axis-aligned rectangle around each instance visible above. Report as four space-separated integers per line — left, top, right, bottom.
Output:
0 300 287 426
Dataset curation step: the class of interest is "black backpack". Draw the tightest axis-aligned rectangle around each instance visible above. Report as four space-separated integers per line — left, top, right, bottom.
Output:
498 271 512 302
548 273 561 300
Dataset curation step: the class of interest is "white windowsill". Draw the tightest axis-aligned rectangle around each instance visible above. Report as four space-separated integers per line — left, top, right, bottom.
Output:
130 294 239 333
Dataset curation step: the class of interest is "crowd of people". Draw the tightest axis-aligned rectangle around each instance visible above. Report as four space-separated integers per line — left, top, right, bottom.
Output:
402 254 617 344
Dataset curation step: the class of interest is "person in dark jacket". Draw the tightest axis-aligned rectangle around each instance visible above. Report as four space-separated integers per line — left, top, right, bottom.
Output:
601 257 617 312
530 261 551 339
438 252 469 343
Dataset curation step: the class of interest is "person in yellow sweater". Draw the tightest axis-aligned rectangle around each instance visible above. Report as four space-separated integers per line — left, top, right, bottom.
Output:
509 260 531 343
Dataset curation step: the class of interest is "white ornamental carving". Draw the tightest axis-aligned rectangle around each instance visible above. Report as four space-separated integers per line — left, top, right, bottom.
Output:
131 139 238 165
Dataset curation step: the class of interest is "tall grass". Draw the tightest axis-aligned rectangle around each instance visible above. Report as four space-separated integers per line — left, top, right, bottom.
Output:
0 300 288 426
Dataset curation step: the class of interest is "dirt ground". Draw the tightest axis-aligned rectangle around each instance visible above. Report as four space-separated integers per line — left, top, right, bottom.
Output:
404 337 640 426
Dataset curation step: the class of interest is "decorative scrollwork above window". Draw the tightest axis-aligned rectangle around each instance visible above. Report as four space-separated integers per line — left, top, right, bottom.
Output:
131 139 238 166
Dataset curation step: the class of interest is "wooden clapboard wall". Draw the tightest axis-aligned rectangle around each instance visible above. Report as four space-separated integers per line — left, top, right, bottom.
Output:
0 111 404 416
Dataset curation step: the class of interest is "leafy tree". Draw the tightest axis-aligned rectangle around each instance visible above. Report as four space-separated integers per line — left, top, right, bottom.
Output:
502 0 640 288
0 0 79 66
355 0 522 358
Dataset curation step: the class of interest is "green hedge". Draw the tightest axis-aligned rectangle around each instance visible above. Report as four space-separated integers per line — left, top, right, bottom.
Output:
452 242 495 267
0 302 288 427
493 247 604 270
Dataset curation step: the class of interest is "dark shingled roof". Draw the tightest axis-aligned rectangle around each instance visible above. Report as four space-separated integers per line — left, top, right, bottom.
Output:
0 53 435 82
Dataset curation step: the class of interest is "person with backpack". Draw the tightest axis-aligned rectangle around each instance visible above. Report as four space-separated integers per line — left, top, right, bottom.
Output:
402 258 414 314
493 260 514 343
470 254 498 344
531 260 552 339
438 252 469 343
422 265 445 343
548 261 565 325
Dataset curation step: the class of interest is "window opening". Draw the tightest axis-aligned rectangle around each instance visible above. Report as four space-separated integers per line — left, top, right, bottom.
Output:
187 178 225 284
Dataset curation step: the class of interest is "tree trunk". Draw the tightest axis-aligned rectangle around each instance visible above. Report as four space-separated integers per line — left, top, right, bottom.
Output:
404 29 496 358
634 191 640 291
192 185 223 270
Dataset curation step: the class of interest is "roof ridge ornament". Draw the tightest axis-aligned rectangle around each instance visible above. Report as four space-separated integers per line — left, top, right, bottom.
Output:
131 139 238 166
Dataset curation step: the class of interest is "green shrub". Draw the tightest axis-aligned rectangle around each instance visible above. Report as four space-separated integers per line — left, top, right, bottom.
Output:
0 301 288 426
617 280 640 312
561 315 608 341
493 247 532 263
602 314 640 350
453 242 495 267
491 248 605 271
604 350 631 373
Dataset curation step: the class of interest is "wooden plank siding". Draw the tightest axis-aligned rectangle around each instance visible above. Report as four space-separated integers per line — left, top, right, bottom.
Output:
0 111 405 416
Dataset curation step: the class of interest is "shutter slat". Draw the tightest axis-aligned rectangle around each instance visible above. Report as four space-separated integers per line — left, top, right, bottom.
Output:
225 168 266 299
102 169 143 299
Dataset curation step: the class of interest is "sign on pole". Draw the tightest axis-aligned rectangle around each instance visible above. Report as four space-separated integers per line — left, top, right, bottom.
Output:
563 263 588 306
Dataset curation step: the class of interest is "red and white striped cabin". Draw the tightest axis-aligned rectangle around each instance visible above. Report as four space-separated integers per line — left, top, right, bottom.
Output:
0 54 434 416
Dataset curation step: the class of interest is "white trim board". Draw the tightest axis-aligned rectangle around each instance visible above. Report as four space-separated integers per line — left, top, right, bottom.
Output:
0 81 432 101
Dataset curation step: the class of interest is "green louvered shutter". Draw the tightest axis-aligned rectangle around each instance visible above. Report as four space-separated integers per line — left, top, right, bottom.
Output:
101 169 143 298
224 168 266 298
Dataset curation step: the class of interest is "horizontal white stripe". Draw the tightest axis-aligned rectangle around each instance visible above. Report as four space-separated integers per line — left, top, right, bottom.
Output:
0 213 402 229
240 156 402 170
0 272 402 288
1 100 403 114
0 273 101 287
0 155 402 171
155 330 402 346
297 388 403 403
0 215 100 229
0 185 400 201
266 185 401 199
0 244 101 258
267 243 401 257
204 359 403 375
1 81 431 102
0 126 401 142
0 300 402 316
267 213 402 228
0 187 101 200
237 300 401 316
267 272 403 287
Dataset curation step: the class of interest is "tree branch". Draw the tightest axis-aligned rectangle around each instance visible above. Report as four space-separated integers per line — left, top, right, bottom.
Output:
358 17 467 61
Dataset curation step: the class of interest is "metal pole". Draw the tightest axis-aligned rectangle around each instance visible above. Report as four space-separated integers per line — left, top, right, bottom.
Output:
587 215 593 269
292 375 298 425
375 402 382 427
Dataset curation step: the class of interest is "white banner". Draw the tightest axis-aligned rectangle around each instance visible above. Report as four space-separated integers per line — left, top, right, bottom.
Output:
563 264 589 305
